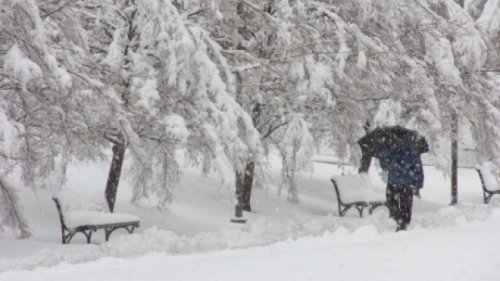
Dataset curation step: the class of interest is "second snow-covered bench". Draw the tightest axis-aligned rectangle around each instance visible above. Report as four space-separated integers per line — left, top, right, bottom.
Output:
52 192 140 244
476 163 500 204
330 174 387 217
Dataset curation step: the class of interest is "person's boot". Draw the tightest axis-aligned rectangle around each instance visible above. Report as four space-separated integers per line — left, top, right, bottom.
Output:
396 223 407 232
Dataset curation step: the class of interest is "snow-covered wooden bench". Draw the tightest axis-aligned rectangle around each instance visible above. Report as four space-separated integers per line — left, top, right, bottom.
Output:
52 192 140 244
330 174 387 217
476 164 500 204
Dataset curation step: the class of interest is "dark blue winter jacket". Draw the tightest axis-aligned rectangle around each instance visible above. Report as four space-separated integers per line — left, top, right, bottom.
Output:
378 144 424 189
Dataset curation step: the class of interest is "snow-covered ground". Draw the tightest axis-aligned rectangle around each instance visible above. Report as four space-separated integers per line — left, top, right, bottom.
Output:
1 155 499 280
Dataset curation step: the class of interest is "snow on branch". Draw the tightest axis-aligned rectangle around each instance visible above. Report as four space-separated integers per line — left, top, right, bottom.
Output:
3 44 42 89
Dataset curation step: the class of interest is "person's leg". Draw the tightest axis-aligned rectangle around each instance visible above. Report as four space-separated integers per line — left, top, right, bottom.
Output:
386 185 401 223
399 188 414 230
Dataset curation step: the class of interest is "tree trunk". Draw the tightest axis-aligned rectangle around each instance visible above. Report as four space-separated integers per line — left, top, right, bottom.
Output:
287 140 300 203
105 143 126 212
241 159 255 211
234 66 261 212
232 170 247 223
450 113 458 205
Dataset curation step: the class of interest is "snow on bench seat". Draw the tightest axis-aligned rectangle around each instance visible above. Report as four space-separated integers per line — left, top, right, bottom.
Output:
64 211 140 229
53 190 140 244
330 174 387 217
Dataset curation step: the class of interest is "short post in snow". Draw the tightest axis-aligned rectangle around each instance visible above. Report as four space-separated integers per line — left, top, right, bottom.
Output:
230 204 247 223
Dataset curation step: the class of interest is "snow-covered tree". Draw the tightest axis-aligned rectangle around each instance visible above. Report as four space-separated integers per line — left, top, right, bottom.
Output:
0 0 106 236
1 0 497 232
0 0 101 188
76 0 262 210
305 0 499 171
175 0 340 211
278 115 314 202
308 0 499 203
235 0 498 204
0 0 262 235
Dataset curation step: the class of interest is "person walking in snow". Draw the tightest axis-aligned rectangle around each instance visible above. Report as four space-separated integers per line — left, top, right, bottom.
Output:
378 137 424 231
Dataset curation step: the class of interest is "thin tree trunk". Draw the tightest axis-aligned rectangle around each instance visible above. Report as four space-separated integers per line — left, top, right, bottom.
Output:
241 159 255 211
234 66 261 212
105 143 126 212
231 171 246 223
288 140 299 203
450 113 458 205
239 101 262 212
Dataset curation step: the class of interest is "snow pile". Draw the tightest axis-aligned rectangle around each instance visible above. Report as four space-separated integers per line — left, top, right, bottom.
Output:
2 207 500 281
1 201 498 273
101 202 500 257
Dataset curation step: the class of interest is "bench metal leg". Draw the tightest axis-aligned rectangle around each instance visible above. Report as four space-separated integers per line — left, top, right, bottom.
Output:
355 205 364 218
104 227 114 241
63 229 93 244
485 192 492 204
484 191 500 204
339 203 368 217
127 225 137 234
62 231 75 244
104 225 137 241
368 202 387 215
84 230 93 244
339 205 351 217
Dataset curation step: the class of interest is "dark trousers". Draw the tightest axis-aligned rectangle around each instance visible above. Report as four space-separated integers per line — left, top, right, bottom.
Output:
386 185 414 230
